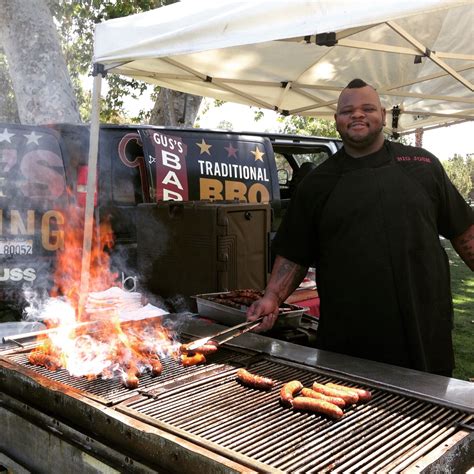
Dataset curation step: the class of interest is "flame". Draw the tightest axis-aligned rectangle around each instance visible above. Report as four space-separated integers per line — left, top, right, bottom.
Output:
49 205 117 312
28 205 178 387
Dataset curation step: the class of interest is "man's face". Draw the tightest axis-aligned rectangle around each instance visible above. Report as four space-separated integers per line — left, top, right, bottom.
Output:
334 86 386 150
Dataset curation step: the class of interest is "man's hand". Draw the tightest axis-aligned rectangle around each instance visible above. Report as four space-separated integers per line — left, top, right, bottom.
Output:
246 255 309 333
246 292 280 332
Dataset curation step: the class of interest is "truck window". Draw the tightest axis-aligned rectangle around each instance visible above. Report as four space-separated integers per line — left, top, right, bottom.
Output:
0 125 67 206
113 133 148 205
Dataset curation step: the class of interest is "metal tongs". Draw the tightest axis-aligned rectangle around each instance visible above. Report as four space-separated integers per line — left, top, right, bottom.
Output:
185 316 264 352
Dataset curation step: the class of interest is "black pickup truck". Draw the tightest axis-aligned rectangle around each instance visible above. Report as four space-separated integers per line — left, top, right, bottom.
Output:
0 123 341 317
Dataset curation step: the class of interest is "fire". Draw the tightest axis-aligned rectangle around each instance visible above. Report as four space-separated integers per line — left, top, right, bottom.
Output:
28 205 179 388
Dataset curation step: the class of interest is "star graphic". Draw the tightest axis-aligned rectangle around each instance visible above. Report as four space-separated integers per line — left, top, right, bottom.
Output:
251 146 265 162
24 131 42 145
196 139 212 155
224 143 238 159
0 128 14 143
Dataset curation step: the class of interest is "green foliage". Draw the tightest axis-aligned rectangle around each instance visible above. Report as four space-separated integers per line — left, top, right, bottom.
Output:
48 1 169 123
443 241 474 381
442 154 473 200
216 120 233 131
278 115 339 138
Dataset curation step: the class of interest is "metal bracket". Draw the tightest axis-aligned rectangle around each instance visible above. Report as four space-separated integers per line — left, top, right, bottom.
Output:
92 63 107 77
315 32 337 47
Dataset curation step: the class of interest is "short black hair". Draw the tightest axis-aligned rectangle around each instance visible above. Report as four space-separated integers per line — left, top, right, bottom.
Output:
346 78 369 89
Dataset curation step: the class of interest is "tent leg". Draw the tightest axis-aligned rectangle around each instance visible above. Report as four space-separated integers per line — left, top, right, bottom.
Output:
79 72 103 316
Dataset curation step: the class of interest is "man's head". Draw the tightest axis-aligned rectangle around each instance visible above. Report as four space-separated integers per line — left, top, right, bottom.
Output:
334 79 386 156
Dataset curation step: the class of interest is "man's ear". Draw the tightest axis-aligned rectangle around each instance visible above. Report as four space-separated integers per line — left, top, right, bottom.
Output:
382 107 387 126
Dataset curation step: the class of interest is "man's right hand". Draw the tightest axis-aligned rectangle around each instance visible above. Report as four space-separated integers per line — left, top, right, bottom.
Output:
246 293 280 332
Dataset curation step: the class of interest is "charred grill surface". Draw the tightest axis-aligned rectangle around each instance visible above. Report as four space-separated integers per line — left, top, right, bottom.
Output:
119 357 472 472
1 344 472 472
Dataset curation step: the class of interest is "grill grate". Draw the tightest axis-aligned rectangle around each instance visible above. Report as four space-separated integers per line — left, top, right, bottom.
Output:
6 347 250 404
122 357 472 472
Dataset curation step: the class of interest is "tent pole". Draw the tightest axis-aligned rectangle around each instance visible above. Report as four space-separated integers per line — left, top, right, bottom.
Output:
79 67 103 317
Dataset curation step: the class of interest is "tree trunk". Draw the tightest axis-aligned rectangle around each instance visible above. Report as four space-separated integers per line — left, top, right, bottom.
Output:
415 127 424 148
0 0 81 125
0 54 19 123
148 89 202 126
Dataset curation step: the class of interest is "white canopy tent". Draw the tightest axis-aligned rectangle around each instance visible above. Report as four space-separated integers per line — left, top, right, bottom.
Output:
92 0 473 135
79 0 473 297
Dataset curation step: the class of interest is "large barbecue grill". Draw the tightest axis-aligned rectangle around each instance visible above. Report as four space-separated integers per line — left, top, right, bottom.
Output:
1 317 473 473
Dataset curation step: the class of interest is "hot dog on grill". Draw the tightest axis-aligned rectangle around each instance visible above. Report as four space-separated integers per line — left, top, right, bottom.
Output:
291 396 344 420
300 387 346 407
149 357 163 376
194 344 219 355
236 368 275 390
280 380 303 406
311 382 359 404
325 383 372 402
180 342 219 356
181 352 206 366
122 373 139 389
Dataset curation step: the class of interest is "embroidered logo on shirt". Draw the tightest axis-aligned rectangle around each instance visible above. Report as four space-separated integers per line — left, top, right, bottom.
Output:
396 156 432 164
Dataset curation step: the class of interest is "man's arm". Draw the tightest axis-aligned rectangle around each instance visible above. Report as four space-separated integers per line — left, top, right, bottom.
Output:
247 255 308 332
450 223 474 271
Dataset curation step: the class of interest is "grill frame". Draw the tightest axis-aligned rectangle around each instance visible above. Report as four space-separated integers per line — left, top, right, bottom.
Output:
1 318 473 472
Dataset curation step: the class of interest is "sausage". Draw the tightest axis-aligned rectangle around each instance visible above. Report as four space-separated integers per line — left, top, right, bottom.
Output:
312 382 359 404
194 344 219 355
300 387 346 407
149 357 163 376
280 380 303 405
180 342 218 356
326 383 372 402
292 396 344 420
236 368 275 390
28 351 61 371
181 353 206 366
122 373 139 389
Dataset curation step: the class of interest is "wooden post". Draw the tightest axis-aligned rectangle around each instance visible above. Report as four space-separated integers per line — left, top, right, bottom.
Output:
79 72 103 317
415 127 424 147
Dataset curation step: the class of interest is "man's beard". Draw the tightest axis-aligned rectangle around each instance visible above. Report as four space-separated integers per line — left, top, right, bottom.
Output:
338 124 384 150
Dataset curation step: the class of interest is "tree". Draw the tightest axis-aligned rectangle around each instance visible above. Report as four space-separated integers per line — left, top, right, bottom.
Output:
442 154 473 200
279 115 339 138
0 0 81 124
1 0 202 127
0 52 19 122
53 0 202 126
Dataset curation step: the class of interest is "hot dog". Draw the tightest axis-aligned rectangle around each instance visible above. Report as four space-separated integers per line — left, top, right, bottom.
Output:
326 383 372 402
194 344 219 355
149 357 163 376
122 373 139 389
291 396 344 420
312 382 359 404
180 352 206 366
236 368 275 390
180 341 219 356
300 387 346 407
280 380 303 406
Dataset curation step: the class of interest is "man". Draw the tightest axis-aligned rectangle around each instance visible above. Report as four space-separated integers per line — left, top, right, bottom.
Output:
247 78 473 376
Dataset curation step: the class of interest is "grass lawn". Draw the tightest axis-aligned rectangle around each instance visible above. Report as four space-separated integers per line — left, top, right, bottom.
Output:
443 240 474 381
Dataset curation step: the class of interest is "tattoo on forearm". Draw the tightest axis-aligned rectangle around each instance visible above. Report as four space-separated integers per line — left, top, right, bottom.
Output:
452 225 474 271
272 260 308 302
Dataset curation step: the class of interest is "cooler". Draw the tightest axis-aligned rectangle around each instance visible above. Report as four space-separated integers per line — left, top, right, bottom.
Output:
136 201 271 301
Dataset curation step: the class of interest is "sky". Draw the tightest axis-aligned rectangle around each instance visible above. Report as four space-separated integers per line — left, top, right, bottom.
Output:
197 100 474 161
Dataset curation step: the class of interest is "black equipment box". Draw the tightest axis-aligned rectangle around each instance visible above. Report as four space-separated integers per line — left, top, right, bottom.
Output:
137 201 271 302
